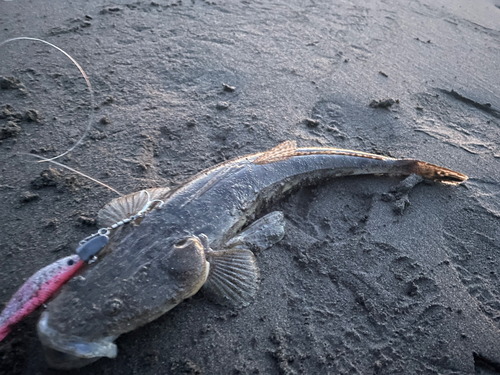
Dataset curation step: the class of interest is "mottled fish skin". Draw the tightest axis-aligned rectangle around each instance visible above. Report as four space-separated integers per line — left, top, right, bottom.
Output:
37 142 467 368
0 255 82 342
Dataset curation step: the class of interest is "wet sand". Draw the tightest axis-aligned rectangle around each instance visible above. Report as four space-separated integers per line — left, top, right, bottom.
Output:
1 0 500 374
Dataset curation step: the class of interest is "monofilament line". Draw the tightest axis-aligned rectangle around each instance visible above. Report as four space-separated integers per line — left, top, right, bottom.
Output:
0 37 94 163
29 154 122 196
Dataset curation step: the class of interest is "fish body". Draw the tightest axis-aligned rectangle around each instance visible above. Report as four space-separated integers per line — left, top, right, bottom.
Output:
0 255 82 342
36 141 467 368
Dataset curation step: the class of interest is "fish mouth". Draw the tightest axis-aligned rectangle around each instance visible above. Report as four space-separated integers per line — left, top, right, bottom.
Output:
37 311 118 369
41 346 101 370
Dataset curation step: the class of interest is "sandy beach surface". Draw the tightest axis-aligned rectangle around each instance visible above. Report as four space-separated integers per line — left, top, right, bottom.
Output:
1 0 500 374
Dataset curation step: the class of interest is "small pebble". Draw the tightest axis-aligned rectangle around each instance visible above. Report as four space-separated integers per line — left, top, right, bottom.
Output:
24 109 41 122
20 191 40 203
216 102 230 110
369 99 398 109
304 118 320 128
0 121 21 139
186 118 197 127
222 83 235 92
100 116 111 125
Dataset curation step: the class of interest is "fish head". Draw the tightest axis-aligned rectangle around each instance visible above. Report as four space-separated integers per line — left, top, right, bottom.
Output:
37 232 210 369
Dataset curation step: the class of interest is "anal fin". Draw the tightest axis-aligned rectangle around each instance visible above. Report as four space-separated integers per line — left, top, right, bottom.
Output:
384 174 424 214
203 249 260 307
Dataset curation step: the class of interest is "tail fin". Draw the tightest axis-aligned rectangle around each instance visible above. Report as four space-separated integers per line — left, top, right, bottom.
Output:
397 159 468 185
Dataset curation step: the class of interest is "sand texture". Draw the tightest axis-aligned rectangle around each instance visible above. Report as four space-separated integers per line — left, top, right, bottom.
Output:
1 0 500 374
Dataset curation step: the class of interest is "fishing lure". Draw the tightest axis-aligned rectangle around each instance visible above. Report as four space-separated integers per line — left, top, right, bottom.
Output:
0 189 165 342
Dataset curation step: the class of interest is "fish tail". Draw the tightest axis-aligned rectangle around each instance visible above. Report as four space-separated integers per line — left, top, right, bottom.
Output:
396 159 468 185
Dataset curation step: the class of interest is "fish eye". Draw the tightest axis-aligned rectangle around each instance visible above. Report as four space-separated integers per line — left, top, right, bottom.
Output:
67 259 74 266
174 238 189 247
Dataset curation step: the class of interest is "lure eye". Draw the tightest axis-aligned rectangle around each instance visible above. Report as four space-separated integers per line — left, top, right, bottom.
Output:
67 259 75 266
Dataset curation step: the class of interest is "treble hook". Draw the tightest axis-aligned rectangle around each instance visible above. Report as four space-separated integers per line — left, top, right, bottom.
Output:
136 190 165 217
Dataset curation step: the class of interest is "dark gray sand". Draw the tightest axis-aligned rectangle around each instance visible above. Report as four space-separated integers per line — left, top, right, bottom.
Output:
1 0 500 374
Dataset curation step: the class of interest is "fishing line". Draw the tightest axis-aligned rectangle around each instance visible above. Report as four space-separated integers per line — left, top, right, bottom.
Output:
0 37 121 195
0 37 94 162
29 154 122 196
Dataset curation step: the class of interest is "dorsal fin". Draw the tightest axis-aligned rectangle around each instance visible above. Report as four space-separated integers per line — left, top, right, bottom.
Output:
97 187 171 228
254 140 297 165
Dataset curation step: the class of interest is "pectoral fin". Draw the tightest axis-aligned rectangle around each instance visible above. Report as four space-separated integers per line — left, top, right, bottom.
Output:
203 249 260 307
226 211 285 252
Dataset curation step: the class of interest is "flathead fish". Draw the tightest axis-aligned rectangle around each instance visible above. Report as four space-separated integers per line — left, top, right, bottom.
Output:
34 141 467 368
